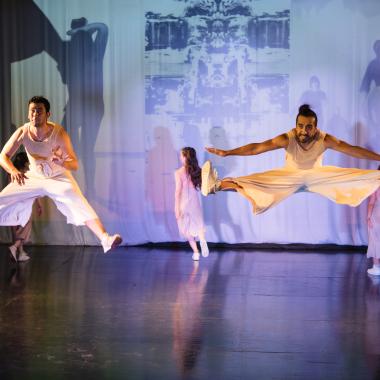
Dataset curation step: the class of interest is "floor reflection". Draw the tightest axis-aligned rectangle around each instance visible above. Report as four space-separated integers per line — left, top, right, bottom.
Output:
0 245 379 379
173 261 208 377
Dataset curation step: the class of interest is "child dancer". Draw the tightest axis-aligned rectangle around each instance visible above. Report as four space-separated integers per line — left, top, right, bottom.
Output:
175 147 209 261
8 152 42 262
367 165 380 276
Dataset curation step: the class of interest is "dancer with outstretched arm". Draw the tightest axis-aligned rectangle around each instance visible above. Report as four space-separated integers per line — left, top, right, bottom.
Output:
202 104 380 214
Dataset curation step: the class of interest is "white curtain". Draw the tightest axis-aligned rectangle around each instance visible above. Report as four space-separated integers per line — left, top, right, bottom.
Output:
1 0 380 246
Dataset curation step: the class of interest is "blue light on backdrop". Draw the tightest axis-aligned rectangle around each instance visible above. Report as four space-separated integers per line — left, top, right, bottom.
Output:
1 0 380 245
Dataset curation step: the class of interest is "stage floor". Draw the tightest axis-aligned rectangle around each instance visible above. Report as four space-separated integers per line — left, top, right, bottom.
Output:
0 245 379 380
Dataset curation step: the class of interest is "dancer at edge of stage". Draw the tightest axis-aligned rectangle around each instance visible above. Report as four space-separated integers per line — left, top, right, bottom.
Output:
8 152 42 262
201 104 380 214
175 147 209 261
367 165 380 276
0 96 122 253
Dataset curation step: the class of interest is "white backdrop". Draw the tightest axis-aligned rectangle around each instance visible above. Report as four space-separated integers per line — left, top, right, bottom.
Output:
1 0 380 246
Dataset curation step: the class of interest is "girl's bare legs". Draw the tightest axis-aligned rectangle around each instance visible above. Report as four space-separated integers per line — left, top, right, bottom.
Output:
188 237 200 261
188 238 198 253
373 258 380 266
199 230 209 258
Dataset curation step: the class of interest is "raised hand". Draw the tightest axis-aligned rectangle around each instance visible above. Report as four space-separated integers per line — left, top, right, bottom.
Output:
205 147 228 157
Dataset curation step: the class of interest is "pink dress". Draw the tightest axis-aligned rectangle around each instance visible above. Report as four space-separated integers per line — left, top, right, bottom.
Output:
368 188 380 259
175 168 205 239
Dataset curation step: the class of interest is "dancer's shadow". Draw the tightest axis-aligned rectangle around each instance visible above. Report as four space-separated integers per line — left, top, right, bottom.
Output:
203 126 243 242
299 75 327 129
360 40 380 128
145 127 179 239
61 17 108 198
0 0 65 186
182 123 204 163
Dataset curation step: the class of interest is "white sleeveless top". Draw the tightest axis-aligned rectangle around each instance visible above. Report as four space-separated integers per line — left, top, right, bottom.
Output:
18 122 67 178
285 129 326 169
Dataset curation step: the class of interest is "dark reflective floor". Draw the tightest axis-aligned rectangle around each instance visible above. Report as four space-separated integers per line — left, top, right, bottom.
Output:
1 245 380 380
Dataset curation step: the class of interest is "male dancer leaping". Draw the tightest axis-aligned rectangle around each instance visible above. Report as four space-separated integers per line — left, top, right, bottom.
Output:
202 104 380 214
0 96 121 252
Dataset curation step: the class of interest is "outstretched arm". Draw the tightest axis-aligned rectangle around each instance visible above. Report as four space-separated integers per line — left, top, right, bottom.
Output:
206 133 289 157
324 134 380 161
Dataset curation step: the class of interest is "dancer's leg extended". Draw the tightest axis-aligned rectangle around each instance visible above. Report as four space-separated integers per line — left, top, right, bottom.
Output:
219 180 240 191
201 160 302 214
201 161 240 194
305 166 380 206
43 174 122 253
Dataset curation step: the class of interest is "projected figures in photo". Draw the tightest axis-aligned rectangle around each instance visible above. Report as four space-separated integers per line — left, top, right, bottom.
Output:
62 17 108 197
202 104 380 214
299 76 327 128
145 0 290 120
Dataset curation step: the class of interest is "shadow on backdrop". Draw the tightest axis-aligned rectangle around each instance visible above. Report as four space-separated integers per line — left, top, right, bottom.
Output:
299 75 327 129
145 127 179 240
0 0 65 186
61 17 108 197
204 126 242 242
360 40 380 128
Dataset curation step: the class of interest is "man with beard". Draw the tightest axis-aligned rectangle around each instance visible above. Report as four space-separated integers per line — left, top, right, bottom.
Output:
201 104 380 214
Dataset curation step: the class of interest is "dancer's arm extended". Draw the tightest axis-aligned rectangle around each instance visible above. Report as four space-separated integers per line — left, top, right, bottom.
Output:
325 134 380 161
0 129 27 185
51 129 79 171
206 133 289 157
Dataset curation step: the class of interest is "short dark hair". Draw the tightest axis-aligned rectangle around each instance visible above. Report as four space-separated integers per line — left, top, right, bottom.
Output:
296 104 318 126
28 96 50 113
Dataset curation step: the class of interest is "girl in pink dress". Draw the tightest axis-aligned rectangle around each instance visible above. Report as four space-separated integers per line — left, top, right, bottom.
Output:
175 147 208 261
367 165 380 276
